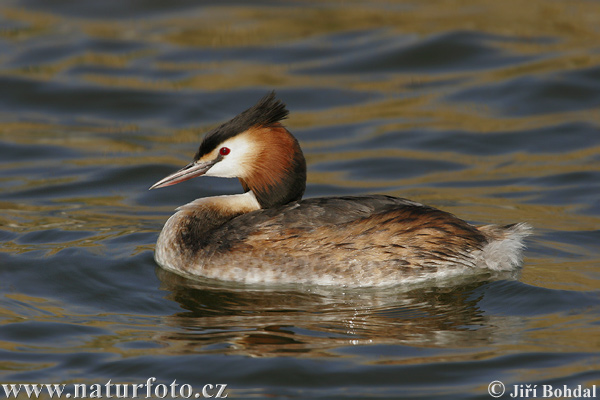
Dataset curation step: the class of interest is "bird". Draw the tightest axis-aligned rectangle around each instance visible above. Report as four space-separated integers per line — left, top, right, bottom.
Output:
150 92 531 286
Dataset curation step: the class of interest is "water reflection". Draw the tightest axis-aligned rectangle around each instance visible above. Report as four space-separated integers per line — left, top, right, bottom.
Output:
157 268 515 357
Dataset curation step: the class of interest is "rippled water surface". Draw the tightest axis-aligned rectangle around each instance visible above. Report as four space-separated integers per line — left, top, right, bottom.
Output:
1 1 599 399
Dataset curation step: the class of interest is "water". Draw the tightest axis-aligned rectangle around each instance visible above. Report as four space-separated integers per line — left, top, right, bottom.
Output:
1 1 599 399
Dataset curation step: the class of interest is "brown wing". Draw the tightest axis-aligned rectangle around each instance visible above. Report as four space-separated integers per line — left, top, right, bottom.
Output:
205 196 487 282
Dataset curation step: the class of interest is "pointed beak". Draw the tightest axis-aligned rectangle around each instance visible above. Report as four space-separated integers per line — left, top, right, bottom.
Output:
149 159 217 190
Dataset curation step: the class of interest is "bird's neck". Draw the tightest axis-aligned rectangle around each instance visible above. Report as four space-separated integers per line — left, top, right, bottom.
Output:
178 191 261 219
239 125 307 209
177 192 260 242
157 192 261 262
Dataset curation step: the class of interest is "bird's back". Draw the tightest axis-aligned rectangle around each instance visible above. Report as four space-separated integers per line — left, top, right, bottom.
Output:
156 195 528 286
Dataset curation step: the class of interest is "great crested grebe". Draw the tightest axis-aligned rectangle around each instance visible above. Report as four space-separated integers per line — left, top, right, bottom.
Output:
151 92 531 286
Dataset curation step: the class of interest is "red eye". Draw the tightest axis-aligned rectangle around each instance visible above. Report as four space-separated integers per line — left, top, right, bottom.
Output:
219 147 230 156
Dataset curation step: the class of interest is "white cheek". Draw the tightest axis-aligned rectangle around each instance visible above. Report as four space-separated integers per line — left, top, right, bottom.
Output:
205 157 244 178
204 135 255 178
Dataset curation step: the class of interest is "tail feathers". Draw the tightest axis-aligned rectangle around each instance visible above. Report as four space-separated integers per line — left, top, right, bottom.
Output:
477 222 533 271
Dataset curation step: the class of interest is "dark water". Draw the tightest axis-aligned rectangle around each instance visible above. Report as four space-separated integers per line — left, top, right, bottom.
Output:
1 1 599 399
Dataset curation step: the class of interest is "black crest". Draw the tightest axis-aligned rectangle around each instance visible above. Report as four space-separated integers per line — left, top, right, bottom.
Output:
194 92 289 160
